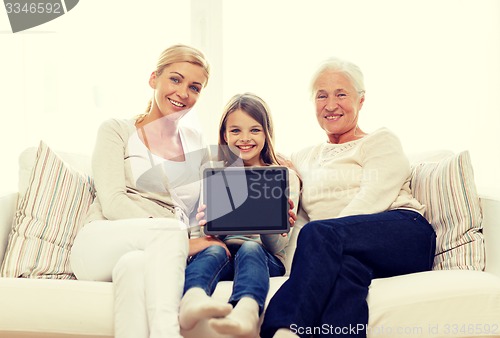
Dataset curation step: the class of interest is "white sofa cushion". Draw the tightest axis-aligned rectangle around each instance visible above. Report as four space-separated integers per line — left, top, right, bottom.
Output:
0 141 95 279
0 277 113 337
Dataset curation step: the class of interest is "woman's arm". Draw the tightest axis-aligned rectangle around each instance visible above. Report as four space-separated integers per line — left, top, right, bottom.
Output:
338 129 410 217
92 119 153 220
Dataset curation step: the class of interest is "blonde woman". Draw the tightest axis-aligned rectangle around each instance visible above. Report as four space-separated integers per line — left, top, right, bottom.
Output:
70 44 219 338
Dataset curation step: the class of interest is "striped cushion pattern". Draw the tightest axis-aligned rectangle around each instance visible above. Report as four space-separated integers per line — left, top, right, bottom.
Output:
0 141 95 279
411 151 484 270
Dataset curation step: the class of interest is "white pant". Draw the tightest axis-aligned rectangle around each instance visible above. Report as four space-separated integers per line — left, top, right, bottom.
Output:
70 218 189 338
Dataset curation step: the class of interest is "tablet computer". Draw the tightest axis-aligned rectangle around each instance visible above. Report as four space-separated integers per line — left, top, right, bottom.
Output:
203 166 290 235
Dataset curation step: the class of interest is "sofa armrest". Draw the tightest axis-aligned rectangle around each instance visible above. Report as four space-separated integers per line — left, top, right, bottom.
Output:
0 192 18 264
481 195 500 277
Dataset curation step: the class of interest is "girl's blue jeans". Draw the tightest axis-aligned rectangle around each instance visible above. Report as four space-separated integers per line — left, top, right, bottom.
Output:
260 209 436 338
184 240 285 314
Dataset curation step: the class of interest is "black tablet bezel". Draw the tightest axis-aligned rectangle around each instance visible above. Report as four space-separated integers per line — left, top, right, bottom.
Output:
203 166 290 235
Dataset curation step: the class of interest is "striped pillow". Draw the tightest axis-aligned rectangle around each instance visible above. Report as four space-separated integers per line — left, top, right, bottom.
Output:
410 151 484 270
0 141 95 279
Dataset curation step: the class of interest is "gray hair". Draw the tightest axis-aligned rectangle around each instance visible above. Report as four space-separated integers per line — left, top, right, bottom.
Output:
310 57 366 99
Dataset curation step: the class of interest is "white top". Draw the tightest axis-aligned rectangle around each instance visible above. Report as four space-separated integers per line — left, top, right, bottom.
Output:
291 128 424 221
128 131 201 217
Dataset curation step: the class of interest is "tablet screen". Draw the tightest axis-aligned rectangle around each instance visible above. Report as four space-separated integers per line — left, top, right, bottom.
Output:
203 167 290 235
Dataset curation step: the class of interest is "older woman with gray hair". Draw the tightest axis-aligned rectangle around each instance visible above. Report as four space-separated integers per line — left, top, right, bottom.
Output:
260 58 436 338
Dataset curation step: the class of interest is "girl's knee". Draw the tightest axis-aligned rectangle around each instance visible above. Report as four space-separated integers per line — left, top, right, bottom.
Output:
239 241 263 253
236 241 265 260
202 244 228 258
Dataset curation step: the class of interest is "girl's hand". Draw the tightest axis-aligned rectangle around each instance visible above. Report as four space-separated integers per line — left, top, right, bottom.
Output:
188 236 231 257
196 204 207 227
192 205 230 256
280 199 297 237
288 198 297 227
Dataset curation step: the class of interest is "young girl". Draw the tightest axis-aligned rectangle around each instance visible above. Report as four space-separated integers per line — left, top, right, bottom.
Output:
178 93 301 337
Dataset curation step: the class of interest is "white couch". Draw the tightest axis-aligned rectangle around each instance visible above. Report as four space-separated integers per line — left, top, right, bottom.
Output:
0 146 500 338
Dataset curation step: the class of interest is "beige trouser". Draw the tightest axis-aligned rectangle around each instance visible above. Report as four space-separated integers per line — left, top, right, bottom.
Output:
70 218 189 338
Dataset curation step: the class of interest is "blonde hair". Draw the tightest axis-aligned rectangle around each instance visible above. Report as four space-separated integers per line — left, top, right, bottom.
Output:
137 44 210 122
218 93 279 166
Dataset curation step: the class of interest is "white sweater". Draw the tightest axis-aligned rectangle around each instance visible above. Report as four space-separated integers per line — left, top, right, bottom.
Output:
291 128 424 222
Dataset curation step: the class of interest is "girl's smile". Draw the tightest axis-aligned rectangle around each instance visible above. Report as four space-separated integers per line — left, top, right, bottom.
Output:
224 109 266 166
237 144 257 152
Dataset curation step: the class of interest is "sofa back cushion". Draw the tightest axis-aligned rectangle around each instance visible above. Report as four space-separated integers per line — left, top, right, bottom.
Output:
410 151 484 270
18 146 91 200
1 141 95 279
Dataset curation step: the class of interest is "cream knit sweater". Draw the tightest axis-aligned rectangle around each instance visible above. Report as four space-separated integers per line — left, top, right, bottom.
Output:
291 128 424 222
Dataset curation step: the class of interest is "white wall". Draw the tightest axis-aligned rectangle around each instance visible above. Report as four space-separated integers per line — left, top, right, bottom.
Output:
196 0 500 198
0 1 193 193
1 0 499 199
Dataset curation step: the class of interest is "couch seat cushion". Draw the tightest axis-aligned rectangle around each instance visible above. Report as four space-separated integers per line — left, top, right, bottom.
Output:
367 270 500 338
0 277 113 337
1 270 500 338
182 271 500 338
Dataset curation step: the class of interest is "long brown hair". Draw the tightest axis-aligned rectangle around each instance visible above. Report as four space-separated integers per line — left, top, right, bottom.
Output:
218 93 279 166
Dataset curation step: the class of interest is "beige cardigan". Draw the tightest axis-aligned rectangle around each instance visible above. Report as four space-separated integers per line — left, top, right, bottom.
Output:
83 118 208 225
